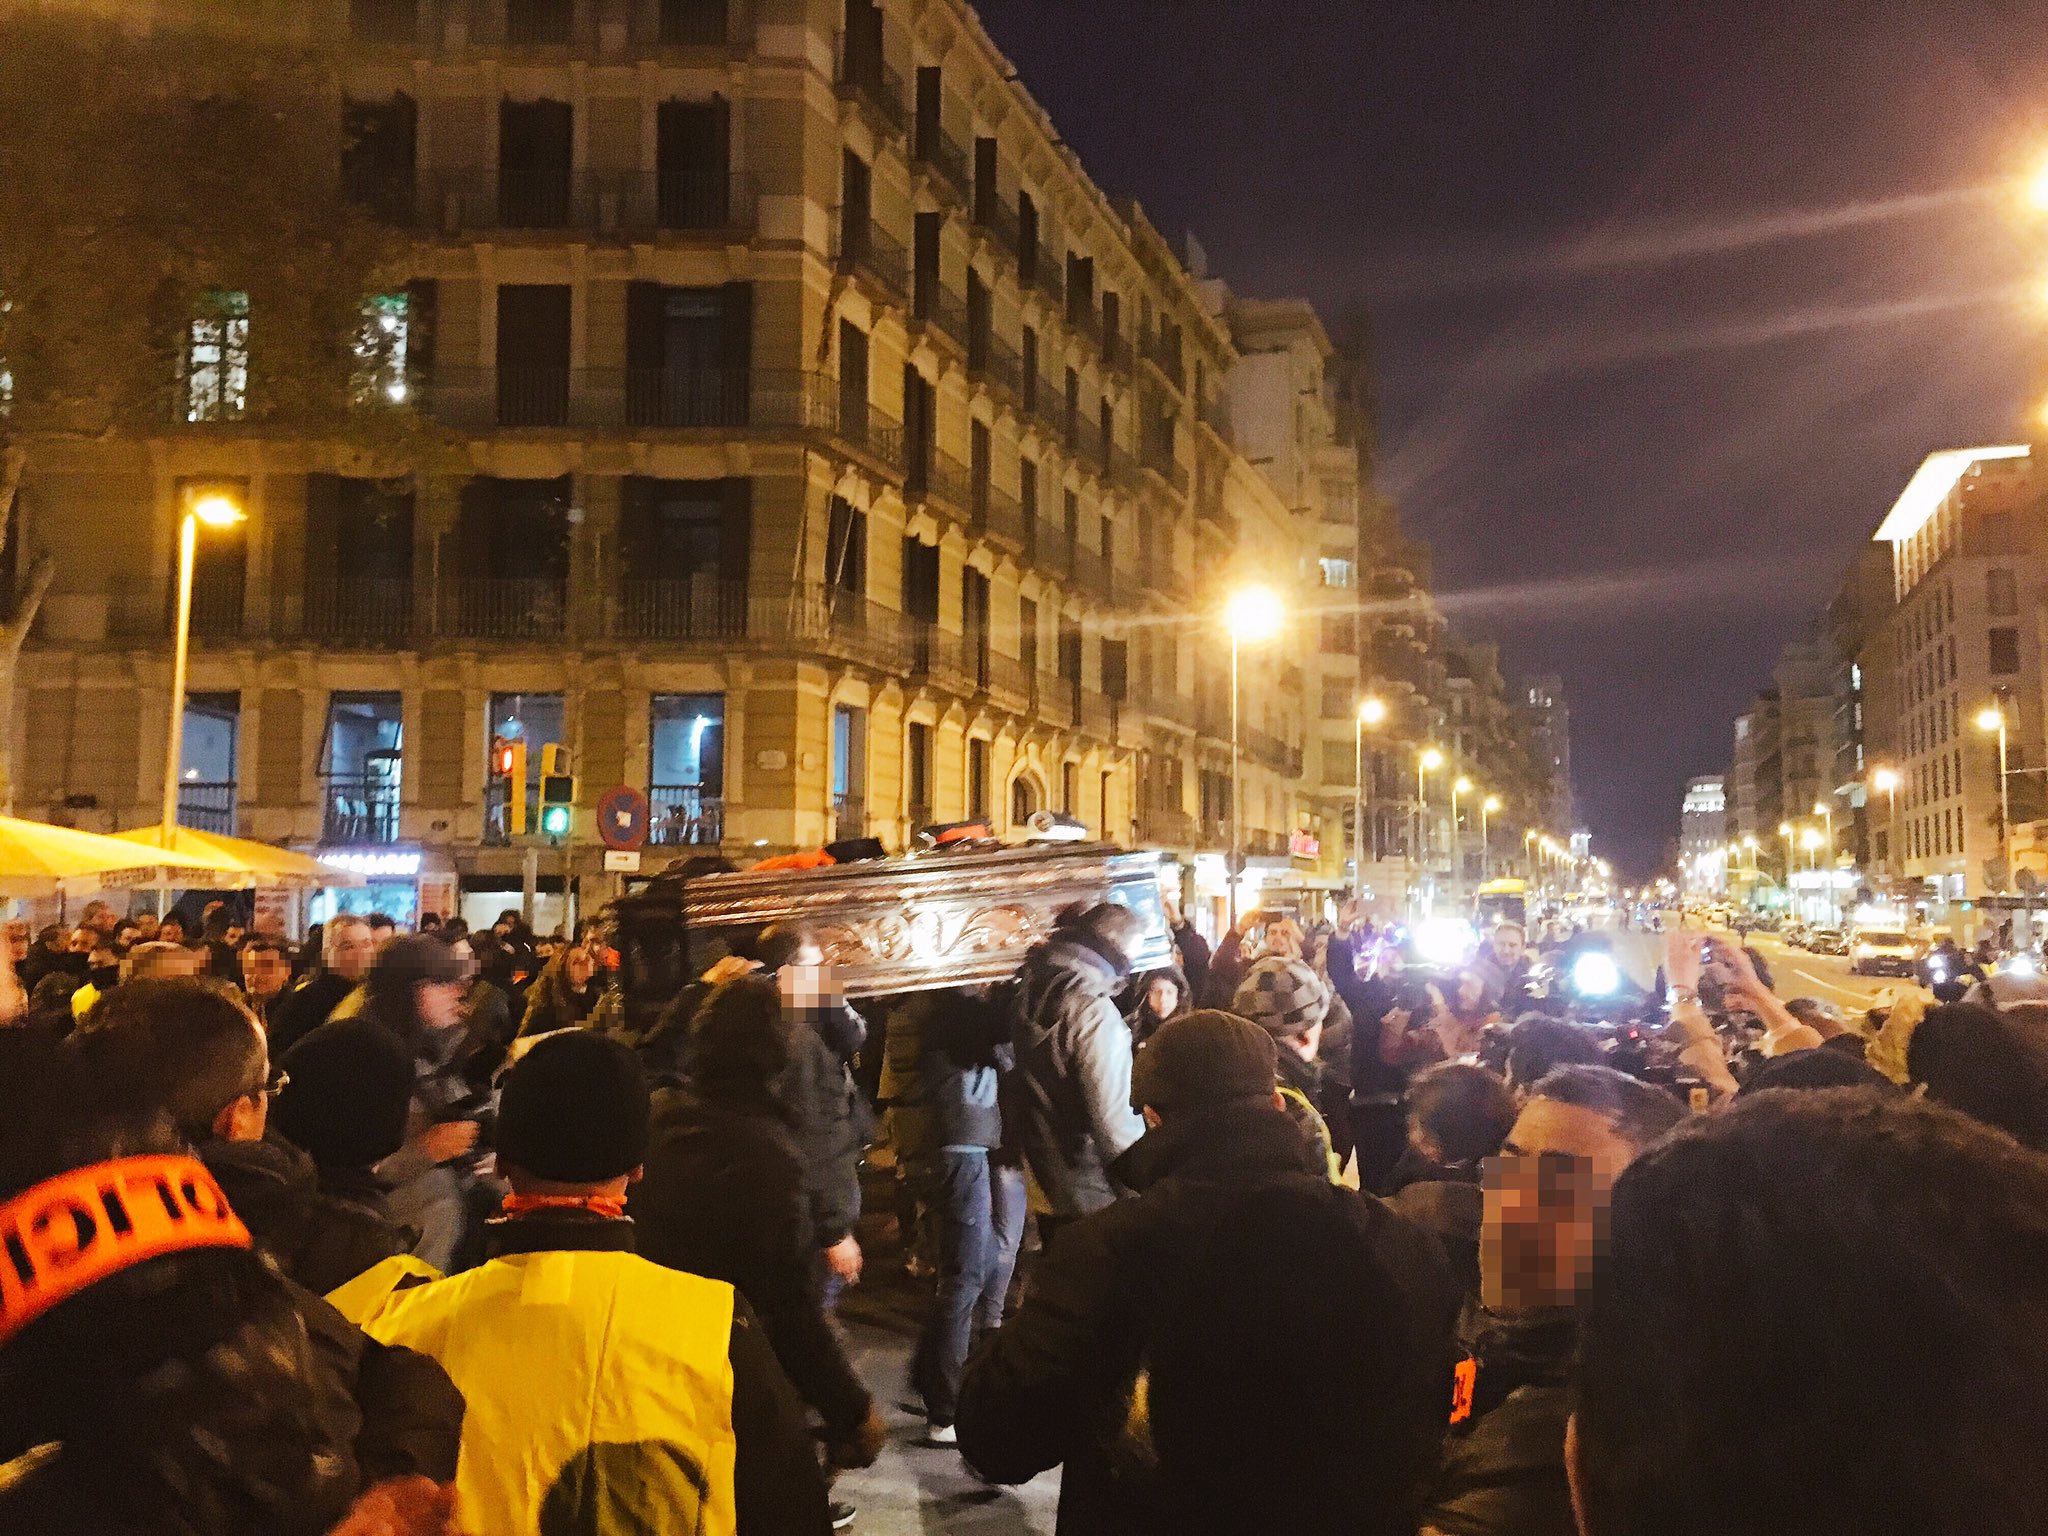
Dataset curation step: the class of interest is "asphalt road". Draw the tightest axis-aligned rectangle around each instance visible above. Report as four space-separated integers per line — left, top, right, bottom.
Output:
1743 933 1921 1012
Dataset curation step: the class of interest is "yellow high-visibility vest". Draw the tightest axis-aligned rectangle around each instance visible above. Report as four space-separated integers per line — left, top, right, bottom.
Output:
332 1249 739 1536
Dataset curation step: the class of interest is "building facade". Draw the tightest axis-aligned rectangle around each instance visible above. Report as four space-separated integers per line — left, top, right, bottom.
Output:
11 0 1352 930
1681 774 1726 894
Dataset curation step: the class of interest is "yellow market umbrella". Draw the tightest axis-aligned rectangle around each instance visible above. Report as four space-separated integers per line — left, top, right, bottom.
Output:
112 825 364 890
0 814 236 898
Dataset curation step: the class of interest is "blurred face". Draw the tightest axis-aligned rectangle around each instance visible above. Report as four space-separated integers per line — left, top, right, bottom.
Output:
67 928 95 954
792 939 825 970
1494 927 1526 968
133 913 159 940
329 922 375 982
242 945 291 1001
1482 1097 1640 1314
416 978 466 1032
4 923 28 962
159 918 185 945
217 1022 272 1143
1146 975 1180 1018
1261 920 1304 961
0 953 24 1026
1457 972 1488 1014
565 945 597 989
448 938 476 979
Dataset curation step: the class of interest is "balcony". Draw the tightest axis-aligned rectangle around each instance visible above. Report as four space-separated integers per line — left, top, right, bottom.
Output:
419 169 755 240
441 577 567 641
177 782 236 836
1077 688 1116 741
909 282 968 350
1023 245 1065 307
1148 691 1198 732
1142 330 1187 392
1198 392 1232 444
1143 444 1190 497
1102 328 1131 375
973 196 1021 257
833 794 869 842
908 620 975 695
302 578 415 646
1035 672 1075 728
649 784 723 846
967 329 1024 401
974 480 1027 554
1069 544 1112 601
834 36 908 136
913 128 973 205
614 579 749 642
833 215 910 305
322 774 402 845
1139 805 1196 848
1106 442 1142 492
1028 378 1065 442
978 646 1032 714
1069 410 1105 470
906 445 973 519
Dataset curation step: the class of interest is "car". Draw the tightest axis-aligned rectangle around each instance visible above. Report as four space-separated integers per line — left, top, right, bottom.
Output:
1850 928 1920 977
1807 928 1849 957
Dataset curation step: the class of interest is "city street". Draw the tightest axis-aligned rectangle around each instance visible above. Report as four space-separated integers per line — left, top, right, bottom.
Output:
1746 933 1918 1013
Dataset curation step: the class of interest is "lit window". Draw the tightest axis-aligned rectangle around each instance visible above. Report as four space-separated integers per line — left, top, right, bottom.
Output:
354 294 411 406
1318 556 1354 589
184 290 249 423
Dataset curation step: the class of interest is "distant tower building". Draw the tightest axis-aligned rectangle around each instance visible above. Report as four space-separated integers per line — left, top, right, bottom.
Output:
1521 674 1575 832
1682 775 1727 894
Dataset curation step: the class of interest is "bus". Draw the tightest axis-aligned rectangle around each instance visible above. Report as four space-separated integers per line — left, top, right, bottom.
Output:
1475 877 1529 933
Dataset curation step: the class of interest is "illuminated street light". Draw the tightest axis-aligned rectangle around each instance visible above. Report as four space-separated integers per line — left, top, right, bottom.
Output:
1415 747 1445 911
162 487 248 855
2028 157 2048 213
1353 696 1388 890
1978 703 2014 892
1221 585 1284 927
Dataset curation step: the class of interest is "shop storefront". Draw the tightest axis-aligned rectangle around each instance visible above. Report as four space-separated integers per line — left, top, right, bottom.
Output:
308 846 455 930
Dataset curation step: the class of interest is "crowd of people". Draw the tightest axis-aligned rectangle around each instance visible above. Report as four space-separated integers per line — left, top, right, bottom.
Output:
6 886 2048 1536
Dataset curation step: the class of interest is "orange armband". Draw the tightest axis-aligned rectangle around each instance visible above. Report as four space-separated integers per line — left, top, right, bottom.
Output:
0 1155 251 1347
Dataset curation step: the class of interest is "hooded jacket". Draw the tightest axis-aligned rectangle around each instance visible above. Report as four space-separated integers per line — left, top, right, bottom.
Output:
772 998 871 1248
957 1099 1461 1536
332 1211 829 1536
200 1134 411 1296
1004 937 1147 1219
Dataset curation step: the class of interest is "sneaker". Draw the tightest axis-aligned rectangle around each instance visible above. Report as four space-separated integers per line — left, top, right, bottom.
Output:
830 1500 857 1530
924 1420 958 1447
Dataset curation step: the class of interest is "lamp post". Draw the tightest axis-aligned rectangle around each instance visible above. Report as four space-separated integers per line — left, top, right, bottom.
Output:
1222 586 1283 928
1353 696 1387 895
1870 766 1901 880
1977 702 2013 894
162 489 247 849
1814 800 1835 926
1480 794 1501 882
1451 775 1472 897
1416 747 1444 914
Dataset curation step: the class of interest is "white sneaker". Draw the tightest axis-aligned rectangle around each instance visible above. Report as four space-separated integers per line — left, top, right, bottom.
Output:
924 1421 958 1447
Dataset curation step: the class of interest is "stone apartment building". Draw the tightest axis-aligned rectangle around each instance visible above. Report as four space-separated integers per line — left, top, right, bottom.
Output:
11 0 1348 928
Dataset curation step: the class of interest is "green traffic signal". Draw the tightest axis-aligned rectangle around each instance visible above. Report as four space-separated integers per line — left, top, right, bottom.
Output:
540 804 571 840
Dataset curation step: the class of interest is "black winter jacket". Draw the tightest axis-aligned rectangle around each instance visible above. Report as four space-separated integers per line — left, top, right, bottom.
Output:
266 972 357 1058
201 1134 412 1296
632 1083 874 1440
773 1001 871 1247
957 1100 1461 1536
1417 1306 1578 1536
1004 939 1147 1219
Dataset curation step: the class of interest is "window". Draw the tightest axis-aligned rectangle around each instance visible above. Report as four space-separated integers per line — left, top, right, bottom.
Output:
504 0 572 42
1989 567 2018 617
354 294 411 406
1321 615 1355 654
656 98 734 227
1990 627 2021 675
178 694 239 835
184 290 249 423
304 475 415 642
833 705 867 838
485 693 564 844
341 95 417 223
1019 596 1039 678
649 694 724 846
1062 760 1078 813
1322 677 1353 718
1319 556 1354 589
625 281 751 427
661 0 729 46
967 737 991 819
1324 741 1354 784
496 283 571 426
321 692 403 844
349 0 418 41
498 99 573 228
827 497 867 598
907 722 933 825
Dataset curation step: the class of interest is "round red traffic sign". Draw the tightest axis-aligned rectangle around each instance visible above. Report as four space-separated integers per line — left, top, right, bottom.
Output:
598 785 650 852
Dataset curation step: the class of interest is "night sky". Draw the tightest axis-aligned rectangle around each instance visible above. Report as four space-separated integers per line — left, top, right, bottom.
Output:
971 0 2047 877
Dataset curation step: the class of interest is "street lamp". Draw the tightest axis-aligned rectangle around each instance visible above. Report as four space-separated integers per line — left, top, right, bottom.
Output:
1451 775 1473 894
1480 794 1501 881
1978 703 2013 893
1353 696 1387 894
1222 585 1283 927
1871 765 1901 879
1416 747 1444 913
162 488 247 849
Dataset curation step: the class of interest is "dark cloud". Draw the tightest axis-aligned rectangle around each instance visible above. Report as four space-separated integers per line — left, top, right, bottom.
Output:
973 0 2044 875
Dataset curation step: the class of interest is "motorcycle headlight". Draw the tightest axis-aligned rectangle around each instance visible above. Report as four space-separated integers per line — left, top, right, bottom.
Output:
2009 956 2038 979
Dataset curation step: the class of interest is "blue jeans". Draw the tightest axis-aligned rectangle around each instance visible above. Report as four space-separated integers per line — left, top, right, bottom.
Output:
912 1148 1024 1423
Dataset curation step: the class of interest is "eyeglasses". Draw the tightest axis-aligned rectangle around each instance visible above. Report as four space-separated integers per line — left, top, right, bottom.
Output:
248 1068 289 1103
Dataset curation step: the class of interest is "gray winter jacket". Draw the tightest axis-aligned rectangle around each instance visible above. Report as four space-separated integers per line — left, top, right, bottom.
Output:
1004 938 1147 1219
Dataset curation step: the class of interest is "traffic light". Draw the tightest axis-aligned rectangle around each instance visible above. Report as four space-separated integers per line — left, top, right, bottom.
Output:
490 736 528 836
539 744 576 843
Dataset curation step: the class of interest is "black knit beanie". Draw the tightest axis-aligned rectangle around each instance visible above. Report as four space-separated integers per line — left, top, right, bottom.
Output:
274 1019 416 1170
495 1031 651 1183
